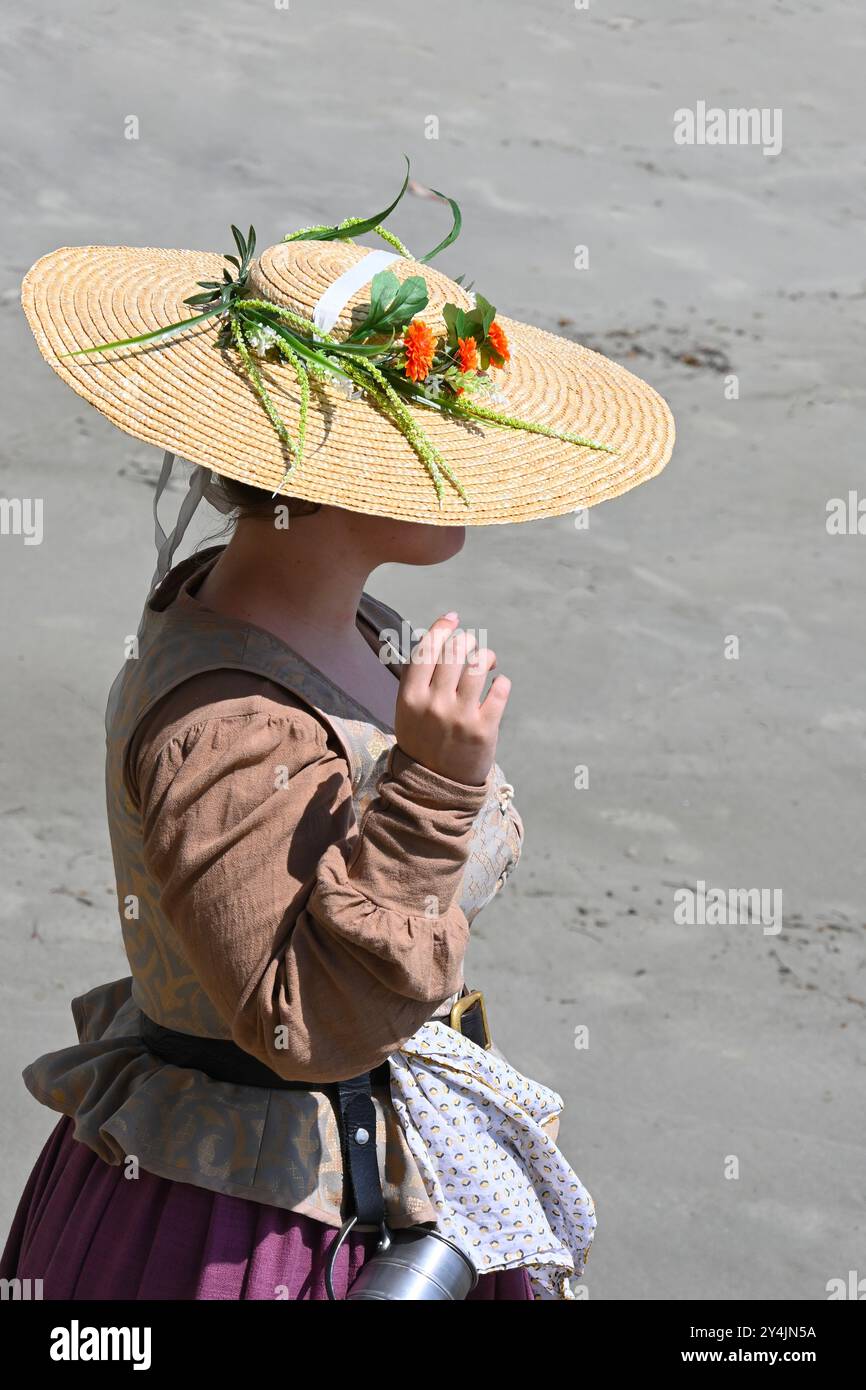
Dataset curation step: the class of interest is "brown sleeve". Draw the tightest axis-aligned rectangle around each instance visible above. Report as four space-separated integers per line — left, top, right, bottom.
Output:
134 688 489 1082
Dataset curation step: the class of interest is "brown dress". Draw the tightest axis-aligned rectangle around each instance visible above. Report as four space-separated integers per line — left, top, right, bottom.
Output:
2 546 530 1298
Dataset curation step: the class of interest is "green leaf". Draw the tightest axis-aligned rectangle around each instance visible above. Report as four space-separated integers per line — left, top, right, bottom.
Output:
285 156 411 245
440 291 498 354
347 270 428 341
237 307 355 382
59 303 226 357
368 268 400 317
442 302 468 348
230 224 247 260
325 335 397 357
474 293 496 338
442 365 491 396
418 187 462 263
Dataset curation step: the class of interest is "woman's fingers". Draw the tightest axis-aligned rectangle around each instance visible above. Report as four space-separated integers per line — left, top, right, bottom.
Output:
411 616 503 710
456 646 497 702
429 625 478 696
401 612 460 696
394 612 512 784
479 672 512 725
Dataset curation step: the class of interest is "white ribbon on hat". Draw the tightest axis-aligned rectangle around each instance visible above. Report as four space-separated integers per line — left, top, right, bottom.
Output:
148 251 401 590
311 247 400 334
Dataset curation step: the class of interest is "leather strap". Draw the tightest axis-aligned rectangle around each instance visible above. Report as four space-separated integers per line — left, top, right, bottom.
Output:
139 1013 387 1228
139 1014 389 1090
138 990 489 1231
458 1003 488 1050
335 1075 385 1229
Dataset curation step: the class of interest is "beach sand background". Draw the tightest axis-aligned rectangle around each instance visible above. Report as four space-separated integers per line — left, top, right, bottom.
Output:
0 0 863 1299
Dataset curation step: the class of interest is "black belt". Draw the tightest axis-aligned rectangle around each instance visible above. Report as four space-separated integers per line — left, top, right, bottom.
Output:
138 1016 392 1092
138 989 491 1231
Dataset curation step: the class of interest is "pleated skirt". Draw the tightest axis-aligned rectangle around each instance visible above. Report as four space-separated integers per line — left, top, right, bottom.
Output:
0 1116 534 1300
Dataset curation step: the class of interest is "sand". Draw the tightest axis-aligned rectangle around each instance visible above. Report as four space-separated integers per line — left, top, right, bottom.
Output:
0 0 863 1299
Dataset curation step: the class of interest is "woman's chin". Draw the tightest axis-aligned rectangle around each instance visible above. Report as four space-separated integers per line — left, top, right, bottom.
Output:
407 524 466 566
327 507 467 566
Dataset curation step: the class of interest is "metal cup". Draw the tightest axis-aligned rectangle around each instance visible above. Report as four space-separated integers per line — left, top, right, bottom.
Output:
346 1226 478 1301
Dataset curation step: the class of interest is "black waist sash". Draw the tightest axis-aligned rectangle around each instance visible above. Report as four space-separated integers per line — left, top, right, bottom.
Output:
138 993 489 1230
138 1013 388 1228
139 1014 390 1091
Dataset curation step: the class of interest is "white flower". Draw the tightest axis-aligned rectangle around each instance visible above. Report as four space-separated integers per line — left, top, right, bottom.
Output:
335 379 366 401
245 324 280 356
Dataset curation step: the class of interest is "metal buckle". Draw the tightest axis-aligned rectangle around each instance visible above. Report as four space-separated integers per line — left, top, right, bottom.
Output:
449 990 492 1050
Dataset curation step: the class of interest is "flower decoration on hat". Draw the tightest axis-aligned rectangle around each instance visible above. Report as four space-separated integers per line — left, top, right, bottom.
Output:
64 159 614 506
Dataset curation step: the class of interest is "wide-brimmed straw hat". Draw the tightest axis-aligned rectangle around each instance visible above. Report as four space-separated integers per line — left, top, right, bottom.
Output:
21 169 674 527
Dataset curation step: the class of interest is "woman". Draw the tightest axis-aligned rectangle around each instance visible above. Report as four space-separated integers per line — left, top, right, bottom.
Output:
1 172 674 1299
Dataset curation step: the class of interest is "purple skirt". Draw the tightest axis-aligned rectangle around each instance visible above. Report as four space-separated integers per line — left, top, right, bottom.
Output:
1 1116 533 1301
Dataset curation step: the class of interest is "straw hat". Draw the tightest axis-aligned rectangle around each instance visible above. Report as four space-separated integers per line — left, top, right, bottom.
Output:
21 214 674 526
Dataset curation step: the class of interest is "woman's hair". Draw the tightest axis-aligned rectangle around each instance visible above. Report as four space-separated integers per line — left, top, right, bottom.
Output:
209 474 321 520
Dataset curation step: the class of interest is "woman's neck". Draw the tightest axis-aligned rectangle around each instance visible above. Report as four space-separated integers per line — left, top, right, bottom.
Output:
202 513 372 625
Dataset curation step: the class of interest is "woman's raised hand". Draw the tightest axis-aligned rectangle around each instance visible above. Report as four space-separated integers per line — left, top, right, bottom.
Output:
394 612 511 787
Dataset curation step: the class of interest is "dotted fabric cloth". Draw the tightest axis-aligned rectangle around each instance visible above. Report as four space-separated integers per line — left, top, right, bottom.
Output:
388 1022 596 1300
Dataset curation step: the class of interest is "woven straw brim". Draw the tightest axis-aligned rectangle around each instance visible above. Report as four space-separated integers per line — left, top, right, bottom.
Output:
21 240 675 525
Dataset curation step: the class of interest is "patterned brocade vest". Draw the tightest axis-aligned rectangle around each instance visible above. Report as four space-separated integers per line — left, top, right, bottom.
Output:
22 547 523 1230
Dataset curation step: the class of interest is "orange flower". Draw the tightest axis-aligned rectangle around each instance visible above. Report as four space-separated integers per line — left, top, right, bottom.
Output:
457 336 478 374
487 320 510 368
403 319 437 382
